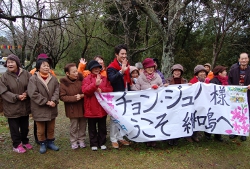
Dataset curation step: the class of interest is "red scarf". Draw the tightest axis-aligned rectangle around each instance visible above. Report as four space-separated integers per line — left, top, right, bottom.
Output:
215 75 228 85
108 58 131 86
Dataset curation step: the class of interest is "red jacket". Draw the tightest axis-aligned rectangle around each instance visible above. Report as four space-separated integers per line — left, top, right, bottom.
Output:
82 73 113 118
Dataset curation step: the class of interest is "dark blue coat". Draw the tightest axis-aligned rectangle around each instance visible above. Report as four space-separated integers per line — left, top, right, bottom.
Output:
107 67 131 92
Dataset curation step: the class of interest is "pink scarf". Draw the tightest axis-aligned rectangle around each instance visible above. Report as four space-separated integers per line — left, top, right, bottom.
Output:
144 71 155 81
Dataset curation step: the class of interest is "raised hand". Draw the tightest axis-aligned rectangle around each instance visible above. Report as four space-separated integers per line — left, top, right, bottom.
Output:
96 74 102 86
121 59 128 73
79 58 87 64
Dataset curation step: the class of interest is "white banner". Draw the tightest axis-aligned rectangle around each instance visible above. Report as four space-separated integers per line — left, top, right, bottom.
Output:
95 82 249 142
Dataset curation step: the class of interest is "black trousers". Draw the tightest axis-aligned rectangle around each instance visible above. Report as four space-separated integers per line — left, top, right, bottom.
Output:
88 116 107 147
8 116 29 148
34 121 47 143
204 132 221 138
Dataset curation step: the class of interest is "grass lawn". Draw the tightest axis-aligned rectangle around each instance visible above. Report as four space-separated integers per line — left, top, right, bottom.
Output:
0 102 250 169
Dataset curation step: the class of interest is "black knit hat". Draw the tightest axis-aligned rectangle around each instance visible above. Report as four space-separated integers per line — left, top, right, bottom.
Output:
88 60 102 71
4 54 21 68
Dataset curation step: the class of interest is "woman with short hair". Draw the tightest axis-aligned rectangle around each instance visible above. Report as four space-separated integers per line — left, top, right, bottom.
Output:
28 58 59 154
59 63 87 149
0 54 32 153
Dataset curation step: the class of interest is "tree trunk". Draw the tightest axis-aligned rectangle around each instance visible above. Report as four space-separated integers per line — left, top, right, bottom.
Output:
135 0 191 78
161 38 175 78
18 0 27 66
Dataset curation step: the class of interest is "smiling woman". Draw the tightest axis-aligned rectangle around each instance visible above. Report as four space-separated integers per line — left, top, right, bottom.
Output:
27 58 60 154
0 54 32 153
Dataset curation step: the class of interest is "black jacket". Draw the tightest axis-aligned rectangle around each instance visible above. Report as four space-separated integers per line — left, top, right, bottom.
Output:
210 77 221 85
107 67 131 92
228 63 250 105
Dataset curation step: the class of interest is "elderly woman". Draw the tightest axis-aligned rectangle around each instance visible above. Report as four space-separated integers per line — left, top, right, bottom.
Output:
59 63 86 149
30 53 56 145
166 64 188 84
131 58 164 147
166 64 188 145
0 54 32 153
189 65 209 142
82 60 113 151
190 65 210 84
131 58 163 91
28 58 59 154
204 65 228 142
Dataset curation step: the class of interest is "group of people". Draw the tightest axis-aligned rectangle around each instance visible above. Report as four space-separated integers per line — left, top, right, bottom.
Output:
0 44 249 154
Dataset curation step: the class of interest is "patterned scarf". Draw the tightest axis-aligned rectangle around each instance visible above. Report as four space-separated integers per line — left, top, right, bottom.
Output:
144 70 155 81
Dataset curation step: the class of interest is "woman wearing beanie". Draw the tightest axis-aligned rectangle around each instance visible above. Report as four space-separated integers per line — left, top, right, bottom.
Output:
0 54 32 153
190 65 210 84
131 58 164 147
166 64 188 85
189 65 210 142
28 58 59 154
166 64 188 145
82 60 113 151
59 63 87 149
204 65 228 142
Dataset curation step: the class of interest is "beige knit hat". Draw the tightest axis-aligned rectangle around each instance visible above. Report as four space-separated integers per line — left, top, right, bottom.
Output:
171 64 184 74
194 65 208 75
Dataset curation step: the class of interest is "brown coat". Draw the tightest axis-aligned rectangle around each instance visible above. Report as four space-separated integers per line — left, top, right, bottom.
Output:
0 68 31 118
59 73 84 118
27 72 59 121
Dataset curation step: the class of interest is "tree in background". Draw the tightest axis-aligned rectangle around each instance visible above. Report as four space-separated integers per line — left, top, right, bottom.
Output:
202 0 250 68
